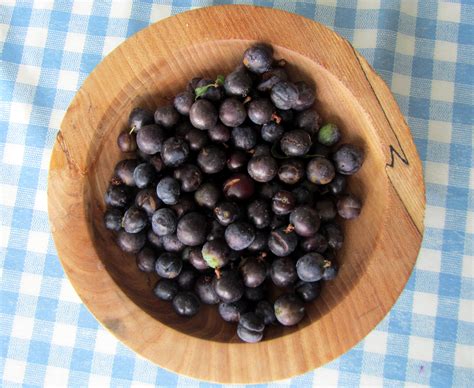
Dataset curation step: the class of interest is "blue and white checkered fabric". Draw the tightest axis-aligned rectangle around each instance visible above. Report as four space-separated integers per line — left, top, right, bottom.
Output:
1 1 472 386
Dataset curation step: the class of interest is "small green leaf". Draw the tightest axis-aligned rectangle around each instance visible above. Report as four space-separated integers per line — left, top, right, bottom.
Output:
215 74 225 86
194 85 210 100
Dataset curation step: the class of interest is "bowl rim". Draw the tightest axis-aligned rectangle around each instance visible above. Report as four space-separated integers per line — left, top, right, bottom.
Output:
48 4 425 383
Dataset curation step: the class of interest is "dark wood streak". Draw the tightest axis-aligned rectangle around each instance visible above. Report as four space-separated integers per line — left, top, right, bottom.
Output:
348 43 410 169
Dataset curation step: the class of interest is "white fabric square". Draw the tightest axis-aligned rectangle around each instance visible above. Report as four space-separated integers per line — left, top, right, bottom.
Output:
413 291 438 317
428 120 452 144
363 330 388 354
16 64 41 86
357 0 381 9
64 32 86 53
438 2 461 23
431 80 454 102
353 29 378 49
44 366 69 387
19 272 43 296
417 248 442 273
72 0 93 15
57 70 79 91
95 328 118 354
455 344 474 368
3 359 26 384
131 382 155 388
466 212 473 234
52 322 77 347
360 373 383 386
49 109 65 130
109 1 133 19
396 33 416 56
391 73 412 96
462 256 473 279
41 147 53 170
400 1 418 17
89 375 111 387
33 0 54 10
408 336 434 361
434 40 458 62
424 161 449 186
425 205 446 229
150 4 172 22
0 226 11 248
0 184 18 207
27 231 49 254
102 36 124 56
34 189 48 212
458 299 473 323
10 102 32 125
59 279 81 303
3 143 25 165
25 27 48 48
312 367 339 386
11 315 35 340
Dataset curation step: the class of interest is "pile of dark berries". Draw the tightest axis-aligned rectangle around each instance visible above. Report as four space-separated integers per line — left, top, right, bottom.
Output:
104 44 364 343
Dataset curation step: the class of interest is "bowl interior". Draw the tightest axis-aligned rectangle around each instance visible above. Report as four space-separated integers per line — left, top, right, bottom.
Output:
85 40 388 343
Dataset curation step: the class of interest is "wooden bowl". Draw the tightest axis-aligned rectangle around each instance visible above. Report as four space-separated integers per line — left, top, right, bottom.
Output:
48 5 425 384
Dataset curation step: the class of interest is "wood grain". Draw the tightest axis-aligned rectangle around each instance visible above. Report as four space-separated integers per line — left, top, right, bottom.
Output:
47 5 425 383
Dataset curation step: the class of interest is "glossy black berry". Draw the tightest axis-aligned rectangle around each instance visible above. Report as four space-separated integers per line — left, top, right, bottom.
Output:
214 201 241 226
104 208 123 231
136 247 157 273
195 276 220 304
115 159 139 186
280 130 312 157
117 131 137 153
247 98 273 125
271 81 298 110
135 189 160 216
136 124 166 155
306 157 335 185
194 183 220 208
129 107 154 131
133 163 156 189
173 164 202 192
232 126 258 151
268 227 298 257
116 230 146 253
295 280 321 302
243 44 273 74
156 176 180 205
292 81 316 111
154 105 179 128
224 69 253 97
151 208 177 236
223 174 255 201
337 194 362 219
261 121 284 143
174 91 194 115
225 222 256 251
270 257 297 287
189 99 218 130
247 200 271 229
332 144 364 175
278 159 305 185
155 252 183 279
274 293 305 326
176 212 207 246
289 206 320 237
296 252 325 282
272 190 296 215
240 258 267 288
154 279 179 301
201 239 230 269
197 145 227 174
219 98 247 127
172 292 200 316
213 271 244 303
122 206 148 234
161 137 190 167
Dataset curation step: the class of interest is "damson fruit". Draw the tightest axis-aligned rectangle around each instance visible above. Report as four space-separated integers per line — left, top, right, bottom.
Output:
177 267 197 290
171 196 195 218
213 271 244 303
115 159 139 186
173 164 202 192
295 280 321 302
278 159 305 185
323 261 339 280
295 108 322 136
149 154 164 173
151 208 177 236
194 183 220 208
135 189 160 216
261 121 284 143
185 128 209 151
270 257 297 287
207 220 226 241
122 206 148 234
189 99 218 130
301 233 328 253
318 123 341 146
271 81 299 110
289 206 320 237
244 284 265 301
218 300 248 322
224 69 253 97
240 258 267 288
322 223 344 250
162 234 185 252
226 150 248 172
292 81 316 111
337 194 362 219
296 252 325 282
156 177 180 205
219 98 246 127
197 145 227 174
328 174 347 195
104 208 123 231
260 181 283 200
105 184 132 208
268 227 298 257
129 107 154 131
136 247 157 273
247 230 268 251
155 252 183 279
247 154 278 183
194 276 220 304
154 105 179 128
243 44 273 74
247 199 271 229
177 212 207 246
255 300 276 325
147 230 163 249
136 124 166 155
196 78 224 101
225 222 256 251
257 67 288 92
172 292 200 316
332 144 364 175
117 131 137 153
306 157 336 185
161 137 190 167
116 230 146 253
174 91 194 115
133 163 156 189
274 293 305 326
272 190 296 215
208 122 231 143
202 239 230 269
280 130 312 157
237 325 263 343
154 279 179 301
223 174 255 200
247 98 274 125
232 126 257 151
214 201 241 226
189 248 209 271
316 199 337 221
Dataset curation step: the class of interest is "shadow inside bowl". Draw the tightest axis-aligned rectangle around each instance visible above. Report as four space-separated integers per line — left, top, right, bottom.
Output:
85 40 389 343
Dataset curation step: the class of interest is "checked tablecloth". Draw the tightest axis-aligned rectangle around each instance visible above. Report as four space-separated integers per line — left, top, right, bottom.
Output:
0 1 473 387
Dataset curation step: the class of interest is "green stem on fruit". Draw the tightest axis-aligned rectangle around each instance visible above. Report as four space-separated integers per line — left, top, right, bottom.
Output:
194 75 225 100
